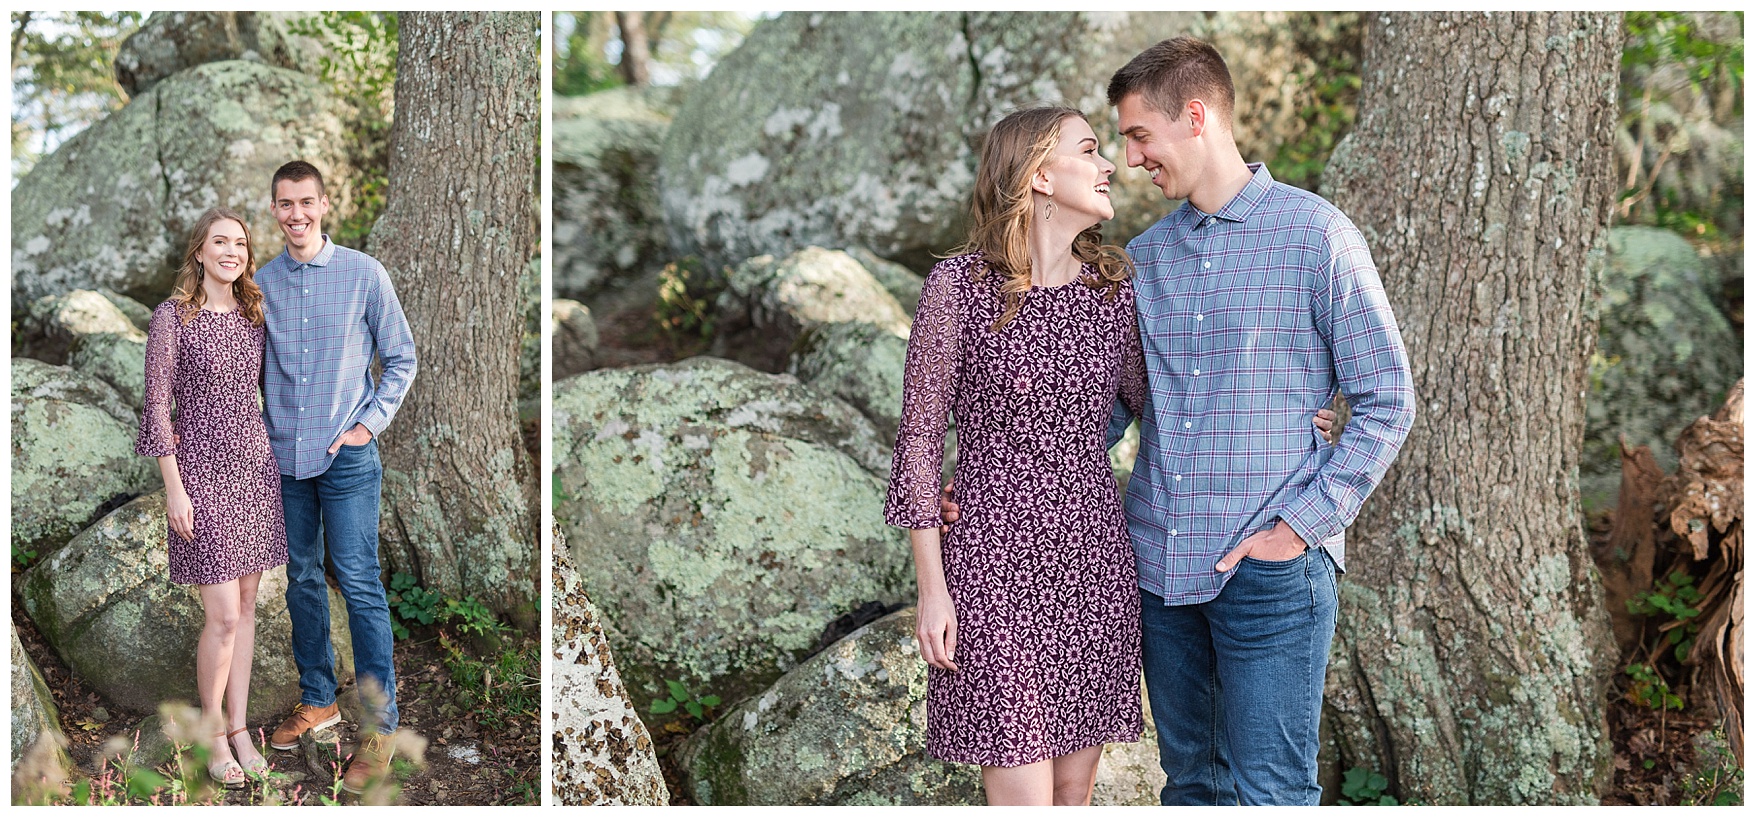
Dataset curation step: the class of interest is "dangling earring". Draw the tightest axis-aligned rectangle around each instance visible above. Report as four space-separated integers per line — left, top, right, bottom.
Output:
1044 197 1056 222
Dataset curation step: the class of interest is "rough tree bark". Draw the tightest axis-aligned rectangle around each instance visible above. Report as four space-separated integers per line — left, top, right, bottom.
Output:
367 11 539 626
1318 12 1623 804
615 11 652 87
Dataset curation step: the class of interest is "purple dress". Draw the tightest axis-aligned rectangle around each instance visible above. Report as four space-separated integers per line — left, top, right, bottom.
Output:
883 252 1147 767
136 301 288 585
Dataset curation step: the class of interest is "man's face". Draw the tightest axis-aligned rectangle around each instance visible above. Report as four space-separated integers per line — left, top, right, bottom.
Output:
272 177 329 253
1116 92 1196 201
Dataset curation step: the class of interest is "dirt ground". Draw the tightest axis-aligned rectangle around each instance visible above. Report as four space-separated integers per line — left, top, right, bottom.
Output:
13 596 538 806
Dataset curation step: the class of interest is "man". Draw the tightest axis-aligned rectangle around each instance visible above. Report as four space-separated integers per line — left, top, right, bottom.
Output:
1105 38 1413 804
255 160 417 794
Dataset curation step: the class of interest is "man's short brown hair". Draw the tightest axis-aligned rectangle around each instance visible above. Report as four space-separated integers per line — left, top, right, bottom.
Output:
270 160 326 201
1107 37 1235 128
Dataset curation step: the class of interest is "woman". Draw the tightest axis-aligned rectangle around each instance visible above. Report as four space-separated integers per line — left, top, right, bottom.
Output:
883 107 1335 806
135 207 289 788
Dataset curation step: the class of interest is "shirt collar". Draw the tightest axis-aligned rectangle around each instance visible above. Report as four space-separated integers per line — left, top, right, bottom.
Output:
279 234 336 268
1188 162 1274 226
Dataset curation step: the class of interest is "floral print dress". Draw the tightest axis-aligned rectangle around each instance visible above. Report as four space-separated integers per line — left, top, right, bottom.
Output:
136 301 288 585
883 252 1148 767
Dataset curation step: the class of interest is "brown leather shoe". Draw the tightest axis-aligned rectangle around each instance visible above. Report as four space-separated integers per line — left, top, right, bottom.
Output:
269 702 341 750
339 732 394 795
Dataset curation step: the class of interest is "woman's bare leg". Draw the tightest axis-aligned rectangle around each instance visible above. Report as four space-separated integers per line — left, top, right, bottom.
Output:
196 580 242 769
1050 744 1105 805
224 572 266 771
982 758 1054 806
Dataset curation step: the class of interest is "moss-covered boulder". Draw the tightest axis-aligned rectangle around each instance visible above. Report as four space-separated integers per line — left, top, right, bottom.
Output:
551 298 599 380
552 357 908 712
11 60 354 307
551 543 668 805
16 289 146 365
660 11 1347 271
68 332 149 412
790 322 909 445
677 607 1161 805
113 11 329 96
10 625 67 776
17 491 353 722
845 247 925 318
1584 226 1743 508
10 359 156 555
554 88 675 300
711 247 911 374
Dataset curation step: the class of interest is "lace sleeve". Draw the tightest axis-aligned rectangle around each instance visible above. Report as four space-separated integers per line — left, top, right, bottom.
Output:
882 258 967 529
1118 282 1148 420
134 303 179 457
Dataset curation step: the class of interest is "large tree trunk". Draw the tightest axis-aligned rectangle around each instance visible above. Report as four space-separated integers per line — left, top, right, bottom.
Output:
1318 12 1623 804
615 11 652 87
367 11 539 626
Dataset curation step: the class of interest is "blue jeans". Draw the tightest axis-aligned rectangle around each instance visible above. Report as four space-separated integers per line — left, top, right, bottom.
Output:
281 439 398 733
1140 548 1338 805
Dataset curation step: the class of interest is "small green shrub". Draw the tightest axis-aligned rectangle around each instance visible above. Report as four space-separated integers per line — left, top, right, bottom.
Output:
649 678 720 721
1337 766 1398 806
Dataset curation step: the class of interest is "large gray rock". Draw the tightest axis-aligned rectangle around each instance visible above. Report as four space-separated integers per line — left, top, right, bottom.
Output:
678 608 1161 805
660 11 1346 271
10 625 67 776
789 321 909 445
18 491 354 722
113 11 329 96
551 299 599 380
10 359 156 555
1584 226 1743 508
711 246 911 374
551 545 669 805
11 60 355 307
69 331 149 412
552 357 908 712
845 247 925 318
17 289 146 365
554 89 676 300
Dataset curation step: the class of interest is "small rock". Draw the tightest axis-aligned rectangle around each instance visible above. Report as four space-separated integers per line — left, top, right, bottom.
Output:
299 725 342 788
89 707 110 724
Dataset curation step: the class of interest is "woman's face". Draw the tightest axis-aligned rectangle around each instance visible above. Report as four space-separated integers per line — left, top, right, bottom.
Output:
1037 116 1116 226
198 219 250 286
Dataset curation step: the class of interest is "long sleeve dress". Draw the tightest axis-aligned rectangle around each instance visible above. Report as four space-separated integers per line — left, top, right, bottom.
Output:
882 252 1149 767
135 301 288 585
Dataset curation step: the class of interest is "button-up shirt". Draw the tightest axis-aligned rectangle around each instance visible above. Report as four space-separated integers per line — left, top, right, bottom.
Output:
1110 164 1414 605
256 236 417 479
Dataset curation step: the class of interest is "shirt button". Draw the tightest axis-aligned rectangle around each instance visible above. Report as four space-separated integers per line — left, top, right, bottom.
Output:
303 289 309 294
299 407 305 412
1184 421 1193 429
302 378 308 383
1193 368 1201 376
1174 474 1183 482
297 437 303 442
1195 314 1204 322
1203 261 1211 269
1207 217 1216 225
303 318 309 323
1170 529 1179 537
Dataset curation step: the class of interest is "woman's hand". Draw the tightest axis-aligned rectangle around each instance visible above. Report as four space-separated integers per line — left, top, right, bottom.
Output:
916 589 960 671
1313 408 1342 444
166 488 195 541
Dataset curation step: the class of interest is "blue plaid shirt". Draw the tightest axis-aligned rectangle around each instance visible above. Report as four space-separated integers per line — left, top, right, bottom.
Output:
257 236 417 479
1109 164 1414 605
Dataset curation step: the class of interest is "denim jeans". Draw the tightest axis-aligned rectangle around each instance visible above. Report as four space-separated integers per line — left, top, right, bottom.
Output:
281 439 398 733
1140 548 1338 805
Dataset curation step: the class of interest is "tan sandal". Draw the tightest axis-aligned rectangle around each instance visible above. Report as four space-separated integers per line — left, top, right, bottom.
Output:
208 732 246 789
226 727 270 777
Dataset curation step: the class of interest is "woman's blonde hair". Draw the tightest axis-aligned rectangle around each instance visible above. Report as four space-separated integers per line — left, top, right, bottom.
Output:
952 105 1133 331
171 207 264 326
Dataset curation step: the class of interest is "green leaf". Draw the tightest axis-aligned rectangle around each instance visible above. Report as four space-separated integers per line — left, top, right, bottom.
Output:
126 768 169 799
699 695 721 707
665 679 689 700
650 698 678 714
684 701 704 719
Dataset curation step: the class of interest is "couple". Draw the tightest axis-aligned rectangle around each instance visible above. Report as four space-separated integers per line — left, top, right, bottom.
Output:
132 161 417 792
883 37 1415 806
